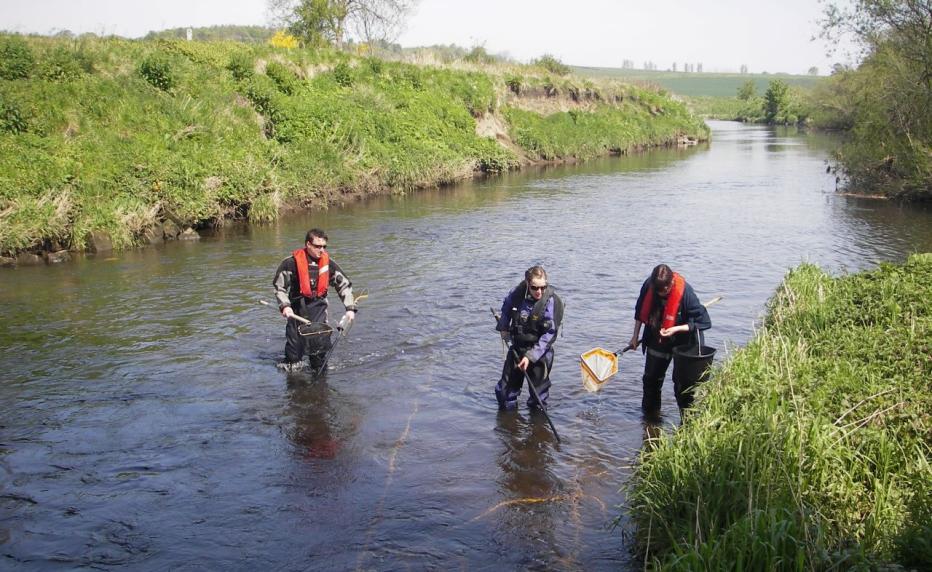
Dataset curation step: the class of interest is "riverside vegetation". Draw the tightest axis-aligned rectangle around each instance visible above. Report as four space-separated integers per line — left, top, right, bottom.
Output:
627 254 932 570
0 34 707 262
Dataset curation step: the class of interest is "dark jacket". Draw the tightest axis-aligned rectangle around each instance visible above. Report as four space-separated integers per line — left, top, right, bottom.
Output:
634 277 710 349
497 283 557 363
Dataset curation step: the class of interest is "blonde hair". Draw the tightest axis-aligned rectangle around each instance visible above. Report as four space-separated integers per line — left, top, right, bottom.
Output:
525 265 547 283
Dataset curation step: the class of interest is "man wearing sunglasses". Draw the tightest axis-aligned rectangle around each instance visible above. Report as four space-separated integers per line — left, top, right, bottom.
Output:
628 263 710 416
273 228 357 371
494 266 564 411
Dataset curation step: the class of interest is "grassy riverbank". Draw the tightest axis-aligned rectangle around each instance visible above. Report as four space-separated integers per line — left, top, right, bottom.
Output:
0 35 707 260
627 254 932 570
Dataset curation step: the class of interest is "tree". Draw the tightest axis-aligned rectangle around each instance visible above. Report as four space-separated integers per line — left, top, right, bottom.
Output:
268 0 416 48
740 64 748 74
808 66 819 75
820 0 932 86
763 79 790 122
737 79 756 100
817 0 932 199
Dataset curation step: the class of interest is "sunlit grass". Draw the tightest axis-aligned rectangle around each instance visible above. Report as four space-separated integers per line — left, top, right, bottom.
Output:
627 255 932 570
1 34 707 256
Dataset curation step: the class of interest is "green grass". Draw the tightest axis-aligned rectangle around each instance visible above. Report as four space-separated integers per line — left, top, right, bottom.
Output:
0 34 707 257
572 67 822 98
627 254 932 570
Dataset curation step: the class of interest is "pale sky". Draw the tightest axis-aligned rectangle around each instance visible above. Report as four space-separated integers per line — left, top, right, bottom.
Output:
1 0 855 74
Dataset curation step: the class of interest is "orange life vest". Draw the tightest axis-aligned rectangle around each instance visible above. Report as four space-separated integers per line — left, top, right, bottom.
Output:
292 248 329 299
638 272 686 330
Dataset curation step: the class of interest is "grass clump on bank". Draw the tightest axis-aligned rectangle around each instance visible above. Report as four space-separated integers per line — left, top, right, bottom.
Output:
627 254 932 570
0 34 707 259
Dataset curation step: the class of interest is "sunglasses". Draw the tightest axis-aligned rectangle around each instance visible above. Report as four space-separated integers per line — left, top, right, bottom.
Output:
309 243 327 249
529 284 547 292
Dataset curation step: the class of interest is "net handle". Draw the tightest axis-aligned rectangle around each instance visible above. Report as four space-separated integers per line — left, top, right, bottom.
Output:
258 299 312 325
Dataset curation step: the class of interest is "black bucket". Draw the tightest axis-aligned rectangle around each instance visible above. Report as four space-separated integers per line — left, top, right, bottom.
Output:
672 344 717 386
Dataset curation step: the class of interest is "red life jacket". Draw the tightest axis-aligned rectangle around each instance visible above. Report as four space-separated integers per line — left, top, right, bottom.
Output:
292 248 329 299
639 272 686 330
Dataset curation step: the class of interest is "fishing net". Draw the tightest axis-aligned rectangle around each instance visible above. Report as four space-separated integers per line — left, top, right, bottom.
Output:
580 348 618 393
298 321 334 338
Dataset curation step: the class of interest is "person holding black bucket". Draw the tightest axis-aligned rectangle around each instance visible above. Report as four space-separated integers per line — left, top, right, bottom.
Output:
627 264 711 416
273 228 357 371
495 266 564 411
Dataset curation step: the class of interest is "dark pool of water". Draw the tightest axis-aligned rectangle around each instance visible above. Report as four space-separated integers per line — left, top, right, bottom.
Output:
2 121 931 570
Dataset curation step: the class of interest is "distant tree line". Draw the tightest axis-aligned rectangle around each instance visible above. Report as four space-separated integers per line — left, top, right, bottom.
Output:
143 25 276 43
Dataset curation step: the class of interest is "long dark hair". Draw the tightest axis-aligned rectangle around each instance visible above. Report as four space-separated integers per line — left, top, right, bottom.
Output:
650 264 673 291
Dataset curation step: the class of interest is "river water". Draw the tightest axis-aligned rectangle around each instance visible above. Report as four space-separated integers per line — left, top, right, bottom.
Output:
2 121 931 570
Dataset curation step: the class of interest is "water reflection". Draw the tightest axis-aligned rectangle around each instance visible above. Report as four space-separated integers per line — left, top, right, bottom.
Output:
492 411 565 567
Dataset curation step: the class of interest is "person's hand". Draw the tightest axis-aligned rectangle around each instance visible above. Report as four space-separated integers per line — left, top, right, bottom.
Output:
628 335 640 350
282 306 294 319
660 325 687 338
345 310 356 323
517 356 530 371
499 330 509 342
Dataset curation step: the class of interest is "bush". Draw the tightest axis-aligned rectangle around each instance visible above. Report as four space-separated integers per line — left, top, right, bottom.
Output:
464 46 494 65
265 61 300 95
533 54 570 76
0 93 29 134
364 57 382 76
332 62 353 87
0 36 36 80
139 53 176 91
227 52 254 81
39 46 94 81
401 67 422 90
505 75 522 95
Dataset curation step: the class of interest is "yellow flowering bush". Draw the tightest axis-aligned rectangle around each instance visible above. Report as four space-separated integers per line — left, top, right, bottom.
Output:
268 31 298 50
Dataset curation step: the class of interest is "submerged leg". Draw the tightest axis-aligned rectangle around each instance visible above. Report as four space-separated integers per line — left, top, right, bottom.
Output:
495 352 523 411
525 351 553 409
641 350 671 415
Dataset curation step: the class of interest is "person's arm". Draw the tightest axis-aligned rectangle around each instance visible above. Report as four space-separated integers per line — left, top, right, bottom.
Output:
273 257 296 319
629 319 643 350
685 285 711 332
629 278 650 349
329 259 357 322
497 289 515 335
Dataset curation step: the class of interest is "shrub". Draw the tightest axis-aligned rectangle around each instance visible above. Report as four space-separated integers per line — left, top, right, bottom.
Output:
332 62 353 87
227 52 254 81
365 57 382 76
139 53 176 91
533 54 570 76
0 93 29 134
39 46 94 81
268 30 299 49
505 75 521 95
464 46 494 65
265 61 300 95
0 36 35 80
401 67 422 90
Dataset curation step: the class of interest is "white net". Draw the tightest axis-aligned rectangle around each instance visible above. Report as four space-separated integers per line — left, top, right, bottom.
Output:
580 348 618 393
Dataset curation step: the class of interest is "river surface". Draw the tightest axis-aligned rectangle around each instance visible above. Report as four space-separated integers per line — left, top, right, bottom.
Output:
2 121 931 570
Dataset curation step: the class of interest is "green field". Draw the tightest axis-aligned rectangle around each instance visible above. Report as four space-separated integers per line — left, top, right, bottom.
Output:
572 67 822 98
